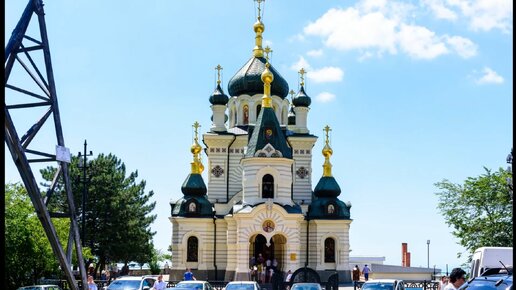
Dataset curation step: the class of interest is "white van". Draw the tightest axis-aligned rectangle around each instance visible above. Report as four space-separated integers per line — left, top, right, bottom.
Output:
469 247 513 278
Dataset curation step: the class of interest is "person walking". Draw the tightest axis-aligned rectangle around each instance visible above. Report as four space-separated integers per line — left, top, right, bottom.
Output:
153 274 167 290
362 265 371 281
439 276 449 290
352 265 361 286
444 268 467 290
87 275 98 290
184 268 196 281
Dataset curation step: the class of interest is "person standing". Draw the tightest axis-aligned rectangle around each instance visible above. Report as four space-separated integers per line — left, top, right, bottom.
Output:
184 268 196 281
362 265 371 281
87 275 98 290
153 274 167 290
439 276 449 290
285 270 293 290
444 268 466 290
352 265 361 286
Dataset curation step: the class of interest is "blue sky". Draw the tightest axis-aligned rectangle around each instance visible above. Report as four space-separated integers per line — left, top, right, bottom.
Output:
5 0 512 273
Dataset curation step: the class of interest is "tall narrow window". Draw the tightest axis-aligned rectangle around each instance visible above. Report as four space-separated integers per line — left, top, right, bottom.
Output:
187 236 198 262
324 238 335 262
243 105 249 125
262 174 274 198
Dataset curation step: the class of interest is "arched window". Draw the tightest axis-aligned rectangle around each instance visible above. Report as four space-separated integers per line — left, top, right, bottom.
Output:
243 104 249 125
187 236 198 262
256 104 262 118
262 174 274 199
324 238 336 263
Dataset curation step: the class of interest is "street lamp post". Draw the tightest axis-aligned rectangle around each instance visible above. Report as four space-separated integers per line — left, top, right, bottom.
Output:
78 140 93 247
427 240 430 268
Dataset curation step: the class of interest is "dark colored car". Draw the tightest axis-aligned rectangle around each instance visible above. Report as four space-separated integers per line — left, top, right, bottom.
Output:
459 268 512 290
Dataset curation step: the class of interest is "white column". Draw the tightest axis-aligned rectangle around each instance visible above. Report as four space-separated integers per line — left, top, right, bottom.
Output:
211 105 227 132
294 106 309 134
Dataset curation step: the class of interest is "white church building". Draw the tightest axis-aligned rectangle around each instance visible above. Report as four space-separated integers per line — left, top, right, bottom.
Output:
169 1 353 283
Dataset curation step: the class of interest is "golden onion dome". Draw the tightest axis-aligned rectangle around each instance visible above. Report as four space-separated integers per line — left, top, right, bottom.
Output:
322 144 333 157
191 142 202 155
261 65 274 84
254 20 264 33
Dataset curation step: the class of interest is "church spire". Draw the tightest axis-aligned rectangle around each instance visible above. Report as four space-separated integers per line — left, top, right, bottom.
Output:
322 125 333 177
253 0 265 57
190 121 204 174
261 46 274 108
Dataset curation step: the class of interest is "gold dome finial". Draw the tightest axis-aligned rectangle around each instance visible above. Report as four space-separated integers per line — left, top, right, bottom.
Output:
322 125 333 177
299 68 306 87
215 64 223 85
261 46 274 108
253 0 265 57
190 121 203 174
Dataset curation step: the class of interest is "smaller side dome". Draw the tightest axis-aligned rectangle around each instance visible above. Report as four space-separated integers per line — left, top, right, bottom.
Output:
292 85 311 107
209 84 229 105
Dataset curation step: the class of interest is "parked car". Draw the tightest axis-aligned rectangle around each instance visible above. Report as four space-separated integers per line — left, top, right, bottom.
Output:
460 269 512 290
17 285 62 290
290 283 323 290
106 275 156 290
361 279 405 290
174 281 214 290
224 281 261 290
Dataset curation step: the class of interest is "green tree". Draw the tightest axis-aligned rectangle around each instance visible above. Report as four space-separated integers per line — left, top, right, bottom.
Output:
40 153 157 275
5 182 69 289
435 167 513 258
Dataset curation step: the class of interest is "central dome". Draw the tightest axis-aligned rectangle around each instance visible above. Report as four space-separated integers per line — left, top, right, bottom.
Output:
228 57 289 99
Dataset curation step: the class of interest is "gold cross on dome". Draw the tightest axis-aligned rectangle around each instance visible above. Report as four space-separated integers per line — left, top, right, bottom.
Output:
264 46 273 62
323 125 331 143
289 89 295 99
255 0 264 20
193 121 201 140
215 64 223 84
299 68 306 86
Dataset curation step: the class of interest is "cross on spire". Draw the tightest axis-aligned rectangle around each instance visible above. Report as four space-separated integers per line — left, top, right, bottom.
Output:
324 125 331 144
255 0 264 21
193 121 201 141
289 89 295 100
215 64 223 85
299 68 306 86
264 46 273 62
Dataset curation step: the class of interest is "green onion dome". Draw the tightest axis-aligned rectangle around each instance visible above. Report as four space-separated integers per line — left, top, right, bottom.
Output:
228 57 289 99
209 83 229 105
292 85 311 107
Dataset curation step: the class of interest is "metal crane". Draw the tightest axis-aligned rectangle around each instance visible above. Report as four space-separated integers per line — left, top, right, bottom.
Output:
5 0 88 289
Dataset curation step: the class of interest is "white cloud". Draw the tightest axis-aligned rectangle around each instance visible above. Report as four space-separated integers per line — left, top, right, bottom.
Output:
290 56 312 72
447 0 513 33
476 67 504 84
316 92 337 103
445 35 477 58
423 0 458 20
307 67 344 83
301 0 484 60
307 49 324 57
398 24 449 59
304 7 398 54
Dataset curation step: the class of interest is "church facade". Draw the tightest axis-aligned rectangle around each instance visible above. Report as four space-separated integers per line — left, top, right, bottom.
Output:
169 2 353 283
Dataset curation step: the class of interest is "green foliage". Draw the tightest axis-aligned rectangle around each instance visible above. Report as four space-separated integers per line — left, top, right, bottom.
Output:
5 183 69 289
435 167 513 259
40 153 157 272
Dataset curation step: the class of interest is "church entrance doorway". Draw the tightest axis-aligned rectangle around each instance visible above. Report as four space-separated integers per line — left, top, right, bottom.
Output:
249 233 287 282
